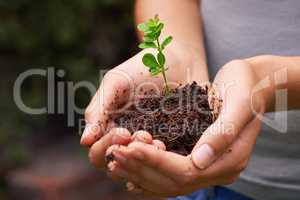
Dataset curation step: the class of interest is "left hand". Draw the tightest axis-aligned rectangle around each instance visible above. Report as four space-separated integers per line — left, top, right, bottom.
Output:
105 60 267 197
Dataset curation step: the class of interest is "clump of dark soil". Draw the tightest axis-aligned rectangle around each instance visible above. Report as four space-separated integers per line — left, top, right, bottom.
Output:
113 82 220 156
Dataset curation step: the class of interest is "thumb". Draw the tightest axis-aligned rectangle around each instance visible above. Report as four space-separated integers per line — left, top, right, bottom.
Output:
191 98 254 170
80 70 133 146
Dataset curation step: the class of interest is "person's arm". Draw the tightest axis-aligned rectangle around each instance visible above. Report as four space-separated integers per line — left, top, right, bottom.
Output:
135 0 209 82
246 55 300 111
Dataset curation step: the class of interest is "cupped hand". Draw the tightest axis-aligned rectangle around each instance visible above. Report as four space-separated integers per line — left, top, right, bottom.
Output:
81 41 208 169
106 60 267 197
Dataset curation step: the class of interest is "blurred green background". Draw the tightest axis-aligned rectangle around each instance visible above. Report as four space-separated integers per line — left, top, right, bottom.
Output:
0 1 151 199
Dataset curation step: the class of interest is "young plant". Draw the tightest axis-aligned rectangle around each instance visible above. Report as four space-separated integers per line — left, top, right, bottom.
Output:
137 15 173 94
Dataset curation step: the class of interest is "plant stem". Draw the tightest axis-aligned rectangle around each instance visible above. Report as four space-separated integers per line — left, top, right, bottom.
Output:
161 68 170 94
156 39 170 94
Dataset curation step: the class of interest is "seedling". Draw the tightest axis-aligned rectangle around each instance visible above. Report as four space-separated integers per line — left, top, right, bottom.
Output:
137 15 173 94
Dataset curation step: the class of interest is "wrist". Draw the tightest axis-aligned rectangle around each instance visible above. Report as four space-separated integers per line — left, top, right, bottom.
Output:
244 55 281 112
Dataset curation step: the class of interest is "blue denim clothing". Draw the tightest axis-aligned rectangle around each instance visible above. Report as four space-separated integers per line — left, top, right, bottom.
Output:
168 187 253 200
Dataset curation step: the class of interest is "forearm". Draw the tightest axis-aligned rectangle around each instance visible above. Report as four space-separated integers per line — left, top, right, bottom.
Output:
135 0 208 82
247 55 300 111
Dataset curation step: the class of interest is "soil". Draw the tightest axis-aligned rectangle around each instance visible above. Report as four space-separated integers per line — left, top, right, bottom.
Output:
112 82 220 156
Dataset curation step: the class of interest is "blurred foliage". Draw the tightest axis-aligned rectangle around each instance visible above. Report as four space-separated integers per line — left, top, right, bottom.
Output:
0 0 138 167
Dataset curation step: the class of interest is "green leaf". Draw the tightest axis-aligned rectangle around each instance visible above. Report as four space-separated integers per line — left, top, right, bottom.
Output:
138 15 172 79
161 36 173 50
138 42 157 49
155 23 164 33
157 52 166 66
148 20 157 28
145 31 161 42
148 15 160 28
149 67 162 76
137 23 149 32
145 31 157 38
143 35 156 42
142 53 160 69
154 31 161 40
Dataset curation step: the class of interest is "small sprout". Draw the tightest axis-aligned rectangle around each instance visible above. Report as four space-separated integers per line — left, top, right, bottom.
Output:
138 14 173 94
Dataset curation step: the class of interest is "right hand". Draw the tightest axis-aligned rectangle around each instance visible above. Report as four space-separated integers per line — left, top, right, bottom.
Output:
80 41 208 169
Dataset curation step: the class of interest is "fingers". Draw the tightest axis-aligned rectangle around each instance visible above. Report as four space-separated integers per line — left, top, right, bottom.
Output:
81 70 131 146
214 117 261 175
191 61 265 170
106 131 165 182
191 82 255 170
152 139 166 151
106 124 261 196
80 121 103 146
89 128 131 168
132 131 152 144
131 131 166 150
105 130 160 166
115 142 198 182
111 148 178 195
110 143 218 197
192 117 262 181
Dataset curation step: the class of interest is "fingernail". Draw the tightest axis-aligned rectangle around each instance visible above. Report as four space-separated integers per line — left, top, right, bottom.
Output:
112 130 130 144
126 182 136 191
107 162 116 171
127 182 142 194
192 144 215 170
132 131 152 144
113 151 127 164
135 135 146 143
